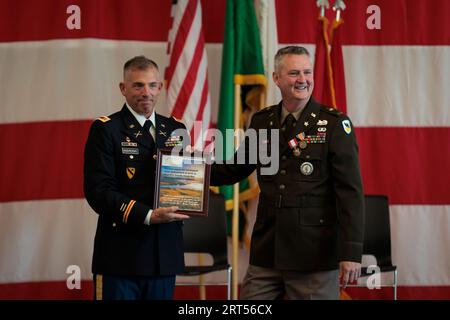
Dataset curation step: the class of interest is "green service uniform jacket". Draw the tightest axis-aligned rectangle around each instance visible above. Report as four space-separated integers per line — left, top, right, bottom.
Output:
211 98 365 272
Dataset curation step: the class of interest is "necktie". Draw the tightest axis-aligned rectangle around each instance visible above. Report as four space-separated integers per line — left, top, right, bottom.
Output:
283 113 296 140
143 120 155 144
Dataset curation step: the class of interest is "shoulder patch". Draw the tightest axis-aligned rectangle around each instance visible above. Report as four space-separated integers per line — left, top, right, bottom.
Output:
96 116 111 123
342 119 352 134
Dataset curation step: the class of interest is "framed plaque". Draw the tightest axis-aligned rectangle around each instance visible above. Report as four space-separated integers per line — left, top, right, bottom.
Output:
154 149 211 216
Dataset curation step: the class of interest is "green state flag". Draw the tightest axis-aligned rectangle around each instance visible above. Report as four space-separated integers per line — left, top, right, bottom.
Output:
217 0 267 239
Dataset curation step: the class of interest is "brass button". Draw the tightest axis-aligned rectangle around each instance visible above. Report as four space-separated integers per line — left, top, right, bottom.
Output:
281 155 287 161
280 170 286 175
319 219 324 224
112 223 117 227
306 155 310 159
153 154 157 160
279 184 285 190
129 155 134 159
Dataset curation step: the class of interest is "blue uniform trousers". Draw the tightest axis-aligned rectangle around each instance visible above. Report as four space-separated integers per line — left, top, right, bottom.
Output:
94 274 176 300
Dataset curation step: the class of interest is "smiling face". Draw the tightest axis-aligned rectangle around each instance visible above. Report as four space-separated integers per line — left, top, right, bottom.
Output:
273 53 314 112
119 66 162 118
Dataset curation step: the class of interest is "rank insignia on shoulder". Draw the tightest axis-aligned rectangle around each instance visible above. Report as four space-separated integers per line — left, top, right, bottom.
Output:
342 119 352 134
172 116 184 124
96 116 111 123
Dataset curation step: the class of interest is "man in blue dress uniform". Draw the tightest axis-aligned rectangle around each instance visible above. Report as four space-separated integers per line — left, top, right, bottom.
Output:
84 56 190 300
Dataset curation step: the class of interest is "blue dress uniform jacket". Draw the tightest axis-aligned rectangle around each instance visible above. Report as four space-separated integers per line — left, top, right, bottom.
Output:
84 105 186 277
211 98 365 272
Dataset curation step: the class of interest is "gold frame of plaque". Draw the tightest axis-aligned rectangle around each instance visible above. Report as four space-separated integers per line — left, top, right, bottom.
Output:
154 149 211 217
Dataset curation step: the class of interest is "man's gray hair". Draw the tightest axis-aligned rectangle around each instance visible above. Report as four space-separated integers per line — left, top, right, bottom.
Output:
274 46 310 72
123 55 159 76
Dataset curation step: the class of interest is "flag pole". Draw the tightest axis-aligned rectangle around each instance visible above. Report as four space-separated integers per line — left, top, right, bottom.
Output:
232 83 241 300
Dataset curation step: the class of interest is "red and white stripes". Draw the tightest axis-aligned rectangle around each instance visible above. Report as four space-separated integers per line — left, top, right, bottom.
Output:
165 0 212 150
1 0 450 299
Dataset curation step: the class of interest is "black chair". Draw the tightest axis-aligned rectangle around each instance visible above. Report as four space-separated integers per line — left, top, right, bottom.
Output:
345 195 398 299
177 191 232 300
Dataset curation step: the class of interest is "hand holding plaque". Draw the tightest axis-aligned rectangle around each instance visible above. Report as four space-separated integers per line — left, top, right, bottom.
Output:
154 149 211 216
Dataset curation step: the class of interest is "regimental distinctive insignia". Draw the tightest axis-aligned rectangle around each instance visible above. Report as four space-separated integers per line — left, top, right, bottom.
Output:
293 148 301 157
311 113 317 118
129 124 135 129
317 120 328 126
96 116 111 123
299 140 308 149
300 162 314 176
126 167 136 179
342 119 352 134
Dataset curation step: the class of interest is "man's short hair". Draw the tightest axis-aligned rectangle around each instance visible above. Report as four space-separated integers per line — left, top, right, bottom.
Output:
123 56 159 75
274 46 310 71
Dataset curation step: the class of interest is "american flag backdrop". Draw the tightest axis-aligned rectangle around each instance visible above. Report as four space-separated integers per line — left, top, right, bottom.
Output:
165 0 212 150
0 0 449 299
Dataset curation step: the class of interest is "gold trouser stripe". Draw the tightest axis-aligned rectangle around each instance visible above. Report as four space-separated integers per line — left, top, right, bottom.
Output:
123 200 136 223
95 274 103 300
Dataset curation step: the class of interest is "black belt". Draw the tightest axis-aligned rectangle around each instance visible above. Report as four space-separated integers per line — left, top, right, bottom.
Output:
260 195 334 208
